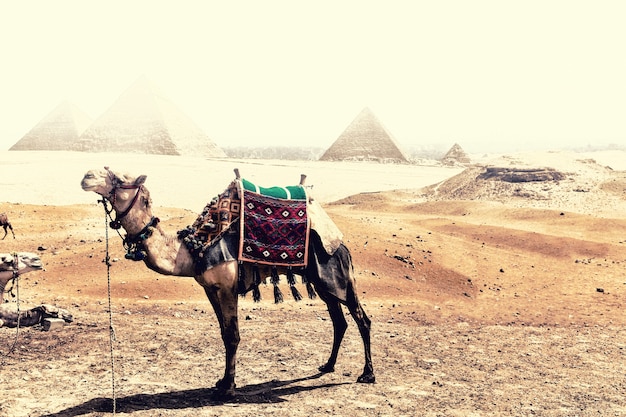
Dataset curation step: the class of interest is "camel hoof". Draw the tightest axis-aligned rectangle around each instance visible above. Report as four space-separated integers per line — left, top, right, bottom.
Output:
318 363 335 373
211 388 236 402
357 372 376 384
213 378 236 401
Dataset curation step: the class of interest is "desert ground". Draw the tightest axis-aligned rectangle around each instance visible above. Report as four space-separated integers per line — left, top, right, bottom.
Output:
1 150 625 417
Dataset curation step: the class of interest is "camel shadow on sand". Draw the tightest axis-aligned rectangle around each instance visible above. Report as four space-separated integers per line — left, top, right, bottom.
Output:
38 373 349 416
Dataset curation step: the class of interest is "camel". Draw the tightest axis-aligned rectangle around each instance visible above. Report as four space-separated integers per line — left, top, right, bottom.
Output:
81 167 375 400
0 253 72 329
0 213 15 239
0 252 43 303
0 303 73 328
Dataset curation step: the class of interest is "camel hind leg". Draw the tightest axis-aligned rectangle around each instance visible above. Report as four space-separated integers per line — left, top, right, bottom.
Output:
346 290 375 383
318 291 375 383
318 298 347 374
309 234 375 383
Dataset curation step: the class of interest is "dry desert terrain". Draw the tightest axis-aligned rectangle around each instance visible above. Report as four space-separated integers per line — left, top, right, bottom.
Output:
1 150 625 417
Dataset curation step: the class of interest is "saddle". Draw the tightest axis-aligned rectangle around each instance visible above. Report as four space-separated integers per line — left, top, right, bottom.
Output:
180 174 310 267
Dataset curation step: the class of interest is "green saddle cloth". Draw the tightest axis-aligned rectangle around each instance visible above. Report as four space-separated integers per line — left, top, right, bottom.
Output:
241 178 307 200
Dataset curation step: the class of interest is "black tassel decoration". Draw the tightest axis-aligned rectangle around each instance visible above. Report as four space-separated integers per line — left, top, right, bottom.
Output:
252 285 261 302
306 282 317 300
270 266 280 285
290 285 303 302
287 268 302 301
273 284 284 304
300 270 316 299
287 268 296 286
271 266 284 303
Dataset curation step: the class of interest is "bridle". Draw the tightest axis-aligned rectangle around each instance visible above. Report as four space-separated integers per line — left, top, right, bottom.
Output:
99 167 160 261
103 166 144 230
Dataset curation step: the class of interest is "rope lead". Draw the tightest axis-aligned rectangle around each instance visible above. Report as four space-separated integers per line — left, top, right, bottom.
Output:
100 199 117 415
4 261 21 355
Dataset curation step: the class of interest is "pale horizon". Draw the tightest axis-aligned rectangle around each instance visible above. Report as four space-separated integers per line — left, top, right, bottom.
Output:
1 1 625 154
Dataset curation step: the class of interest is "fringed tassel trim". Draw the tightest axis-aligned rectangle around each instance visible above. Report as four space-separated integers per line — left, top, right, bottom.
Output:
271 267 283 303
306 282 317 300
301 271 317 299
273 285 284 304
287 268 302 301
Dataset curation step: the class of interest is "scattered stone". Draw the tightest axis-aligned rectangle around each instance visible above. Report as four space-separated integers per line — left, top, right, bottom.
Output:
42 318 66 331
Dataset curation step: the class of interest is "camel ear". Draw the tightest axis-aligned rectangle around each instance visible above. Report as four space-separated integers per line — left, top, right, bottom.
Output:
135 175 147 186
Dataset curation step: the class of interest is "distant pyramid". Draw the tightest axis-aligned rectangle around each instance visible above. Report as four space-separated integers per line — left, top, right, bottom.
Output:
441 143 471 166
320 107 409 163
10 101 92 151
75 76 226 157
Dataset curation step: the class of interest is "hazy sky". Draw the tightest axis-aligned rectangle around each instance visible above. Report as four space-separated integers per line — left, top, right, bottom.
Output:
1 1 624 153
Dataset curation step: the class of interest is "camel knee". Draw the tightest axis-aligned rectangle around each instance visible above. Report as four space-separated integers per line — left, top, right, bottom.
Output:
222 328 240 348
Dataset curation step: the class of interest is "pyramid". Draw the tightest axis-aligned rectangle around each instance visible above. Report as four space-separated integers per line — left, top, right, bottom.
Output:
441 143 471 166
320 107 410 163
75 76 226 157
9 101 93 151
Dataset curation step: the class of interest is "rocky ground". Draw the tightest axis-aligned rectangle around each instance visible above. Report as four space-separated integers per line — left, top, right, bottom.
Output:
1 152 625 416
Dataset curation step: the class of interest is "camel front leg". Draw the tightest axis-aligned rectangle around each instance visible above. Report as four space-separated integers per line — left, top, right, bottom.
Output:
203 285 240 400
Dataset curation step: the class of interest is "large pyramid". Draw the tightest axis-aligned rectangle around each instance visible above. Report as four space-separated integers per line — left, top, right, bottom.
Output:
10 101 93 151
441 143 471 166
320 107 410 163
75 76 226 157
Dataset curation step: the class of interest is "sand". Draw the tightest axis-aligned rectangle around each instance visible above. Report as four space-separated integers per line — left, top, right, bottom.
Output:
1 150 625 416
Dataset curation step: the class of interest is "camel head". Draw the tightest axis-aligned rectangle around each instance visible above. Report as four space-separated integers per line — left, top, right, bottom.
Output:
81 167 147 199
0 252 43 302
81 167 153 233
0 252 43 274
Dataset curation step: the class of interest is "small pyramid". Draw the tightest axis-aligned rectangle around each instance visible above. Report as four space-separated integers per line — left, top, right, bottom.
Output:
10 101 92 151
441 143 471 166
75 76 226 157
320 107 410 163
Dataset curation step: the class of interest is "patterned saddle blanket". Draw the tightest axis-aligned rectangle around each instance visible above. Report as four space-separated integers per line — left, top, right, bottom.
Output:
180 178 310 267
239 179 308 266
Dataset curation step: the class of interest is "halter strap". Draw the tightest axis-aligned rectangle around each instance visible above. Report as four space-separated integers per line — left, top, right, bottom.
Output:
104 167 143 229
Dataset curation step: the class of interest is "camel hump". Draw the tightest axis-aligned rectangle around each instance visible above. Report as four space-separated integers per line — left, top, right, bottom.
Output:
307 199 343 255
